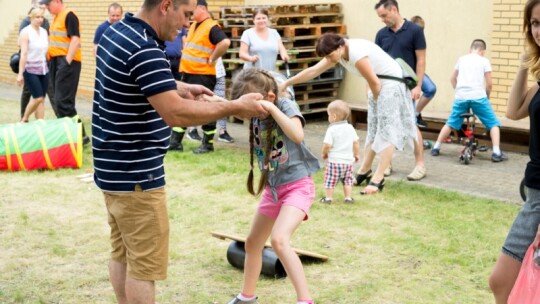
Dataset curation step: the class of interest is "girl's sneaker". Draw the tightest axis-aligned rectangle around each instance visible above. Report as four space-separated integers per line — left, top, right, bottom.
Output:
228 296 258 304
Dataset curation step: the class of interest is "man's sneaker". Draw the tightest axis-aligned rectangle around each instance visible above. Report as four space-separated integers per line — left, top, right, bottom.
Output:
431 148 440 156
82 136 91 146
492 152 508 162
186 129 202 141
218 131 235 143
407 166 426 181
227 296 258 304
416 113 428 128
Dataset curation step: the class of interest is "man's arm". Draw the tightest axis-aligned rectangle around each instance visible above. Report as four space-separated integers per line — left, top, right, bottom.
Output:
210 38 230 64
485 71 492 99
413 49 426 100
450 69 458 89
65 12 81 64
148 90 266 127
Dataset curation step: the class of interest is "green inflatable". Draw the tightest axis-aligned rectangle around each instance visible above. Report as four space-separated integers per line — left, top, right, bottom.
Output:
0 117 83 171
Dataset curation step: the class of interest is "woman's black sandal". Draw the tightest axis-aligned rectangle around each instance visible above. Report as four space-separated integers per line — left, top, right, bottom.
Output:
355 169 373 186
360 178 385 195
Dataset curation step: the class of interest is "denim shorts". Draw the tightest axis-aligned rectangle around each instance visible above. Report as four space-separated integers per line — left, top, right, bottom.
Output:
502 187 540 262
421 74 437 99
445 97 501 131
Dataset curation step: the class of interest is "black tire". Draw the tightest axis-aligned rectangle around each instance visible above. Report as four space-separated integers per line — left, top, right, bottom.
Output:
463 148 472 165
520 178 527 202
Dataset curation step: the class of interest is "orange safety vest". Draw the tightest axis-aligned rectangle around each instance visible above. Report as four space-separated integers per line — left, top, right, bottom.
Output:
180 18 218 75
48 8 82 62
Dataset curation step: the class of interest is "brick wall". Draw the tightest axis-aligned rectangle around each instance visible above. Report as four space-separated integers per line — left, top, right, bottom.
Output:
491 0 534 115
0 0 244 98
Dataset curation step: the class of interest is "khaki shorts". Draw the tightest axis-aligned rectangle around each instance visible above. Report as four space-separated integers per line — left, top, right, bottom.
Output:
104 185 169 281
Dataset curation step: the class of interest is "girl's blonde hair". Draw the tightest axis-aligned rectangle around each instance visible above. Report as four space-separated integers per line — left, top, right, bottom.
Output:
28 7 44 19
231 68 279 196
524 0 540 79
327 99 350 121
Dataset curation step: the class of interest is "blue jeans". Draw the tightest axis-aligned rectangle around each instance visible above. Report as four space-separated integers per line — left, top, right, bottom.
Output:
421 74 437 99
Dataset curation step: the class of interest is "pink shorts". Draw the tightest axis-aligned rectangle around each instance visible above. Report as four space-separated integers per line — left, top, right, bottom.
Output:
258 176 315 221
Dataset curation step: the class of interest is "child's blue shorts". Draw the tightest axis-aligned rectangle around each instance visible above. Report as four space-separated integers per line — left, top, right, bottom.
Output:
445 97 501 130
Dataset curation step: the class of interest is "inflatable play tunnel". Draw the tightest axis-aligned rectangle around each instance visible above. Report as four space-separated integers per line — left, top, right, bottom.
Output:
0 117 83 171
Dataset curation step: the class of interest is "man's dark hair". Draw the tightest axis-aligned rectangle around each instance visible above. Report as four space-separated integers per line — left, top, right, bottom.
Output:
374 0 399 11
470 39 487 51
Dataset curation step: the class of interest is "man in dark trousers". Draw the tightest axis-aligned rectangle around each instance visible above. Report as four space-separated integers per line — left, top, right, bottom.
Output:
175 0 231 154
39 0 88 144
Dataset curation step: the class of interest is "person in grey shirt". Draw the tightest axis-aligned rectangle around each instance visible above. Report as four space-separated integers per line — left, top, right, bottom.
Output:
239 8 289 71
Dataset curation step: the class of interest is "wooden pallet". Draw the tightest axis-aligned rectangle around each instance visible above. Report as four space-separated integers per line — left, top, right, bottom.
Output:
270 3 342 15
221 6 272 18
283 23 347 38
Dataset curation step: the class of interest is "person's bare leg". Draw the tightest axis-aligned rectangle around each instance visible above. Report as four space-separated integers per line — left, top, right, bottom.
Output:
435 125 453 146
416 96 432 114
271 206 311 300
125 276 155 304
35 101 45 119
362 144 394 194
490 126 501 148
21 97 44 122
324 188 334 200
108 260 128 304
357 143 376 174
241 212 274 296
489 253 521 304
414 127 425 168
344 184 352 199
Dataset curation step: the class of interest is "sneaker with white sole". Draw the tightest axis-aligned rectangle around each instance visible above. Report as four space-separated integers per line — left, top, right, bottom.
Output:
407 166 426 181
218 131 235 143
186 129 202 141
228 296 258 304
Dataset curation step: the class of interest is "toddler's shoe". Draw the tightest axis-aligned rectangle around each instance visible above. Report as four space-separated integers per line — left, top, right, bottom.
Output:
344 197 354 204
431 148 440 156
319 197 332 204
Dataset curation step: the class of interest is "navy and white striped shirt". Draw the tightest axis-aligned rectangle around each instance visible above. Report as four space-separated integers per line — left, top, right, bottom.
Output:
92 13 177 192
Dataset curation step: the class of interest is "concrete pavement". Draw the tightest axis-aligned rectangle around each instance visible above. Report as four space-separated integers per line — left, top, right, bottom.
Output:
0 82 528 203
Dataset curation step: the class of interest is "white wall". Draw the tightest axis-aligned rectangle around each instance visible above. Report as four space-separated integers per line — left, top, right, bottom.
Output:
245 0 492 113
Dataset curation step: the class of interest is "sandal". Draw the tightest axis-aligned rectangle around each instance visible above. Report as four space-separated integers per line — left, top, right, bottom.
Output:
360 179 385 195
319 197 332 204
344 197 354 204
354 170 373 186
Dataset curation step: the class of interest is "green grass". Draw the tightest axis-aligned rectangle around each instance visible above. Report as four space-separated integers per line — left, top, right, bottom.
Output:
0 98 520 303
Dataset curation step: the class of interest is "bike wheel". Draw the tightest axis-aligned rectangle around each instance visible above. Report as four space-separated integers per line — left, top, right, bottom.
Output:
463 147 472 165
520 178 528 202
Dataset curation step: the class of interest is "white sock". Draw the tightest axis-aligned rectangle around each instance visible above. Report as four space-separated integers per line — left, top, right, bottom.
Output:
433 141 441 149
493 146 501 155
297 301 314 304
238 293 256 301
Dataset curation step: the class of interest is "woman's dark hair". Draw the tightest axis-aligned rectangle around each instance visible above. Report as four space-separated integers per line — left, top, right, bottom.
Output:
315 32 346 57
252 8 269 19
231 68 279 196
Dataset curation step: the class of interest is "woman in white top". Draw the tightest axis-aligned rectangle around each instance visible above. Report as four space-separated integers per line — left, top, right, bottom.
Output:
239 8 289 71
281 32 417 194
17 7 49 122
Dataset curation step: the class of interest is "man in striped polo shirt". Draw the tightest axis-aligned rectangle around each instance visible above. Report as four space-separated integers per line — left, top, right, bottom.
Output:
92 0 267 302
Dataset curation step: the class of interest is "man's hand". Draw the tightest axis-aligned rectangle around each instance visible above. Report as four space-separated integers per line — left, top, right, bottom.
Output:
176 82 213 99
233 93 268 120
411 85 422 100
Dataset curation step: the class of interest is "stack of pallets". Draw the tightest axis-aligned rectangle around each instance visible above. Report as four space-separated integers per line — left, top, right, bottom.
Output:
219 3 347 115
